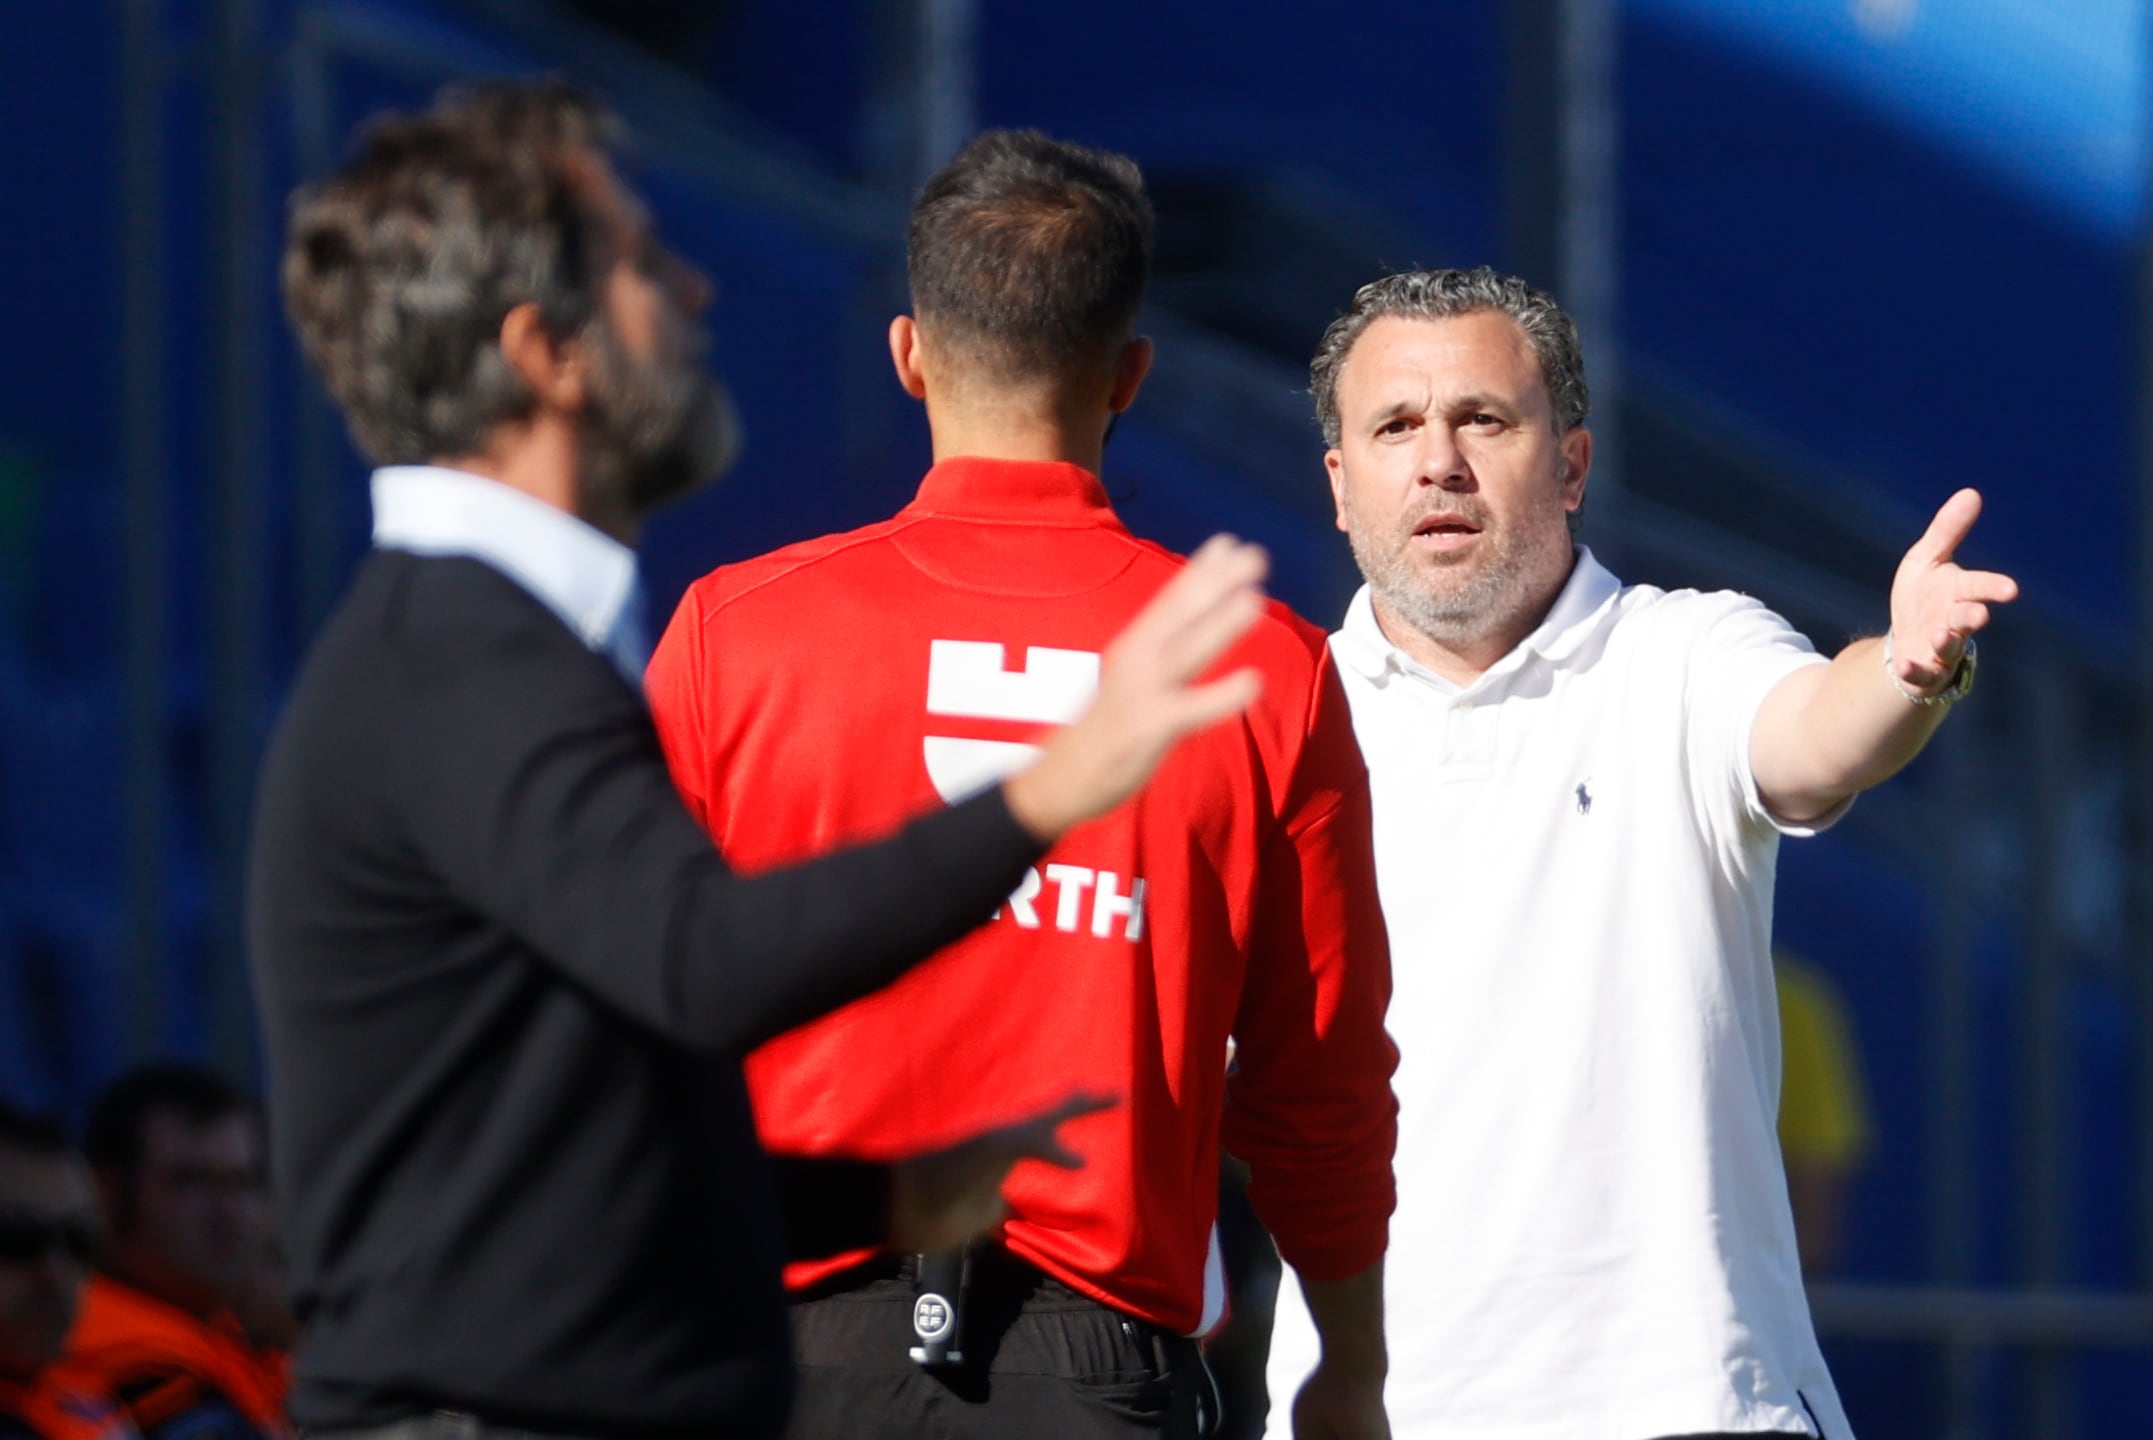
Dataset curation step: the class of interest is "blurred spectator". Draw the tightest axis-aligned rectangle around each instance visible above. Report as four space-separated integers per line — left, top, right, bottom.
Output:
1775 953 1873 1277
49 1068 288 1440
0 1102 136 1440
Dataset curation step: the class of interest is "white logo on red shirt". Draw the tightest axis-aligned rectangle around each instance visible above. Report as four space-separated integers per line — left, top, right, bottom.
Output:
925 640 1145 942
922 640 1098 801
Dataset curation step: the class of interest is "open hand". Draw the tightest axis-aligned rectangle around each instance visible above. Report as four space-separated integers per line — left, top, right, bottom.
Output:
1888 488 2019 693
887 1091 1117 1252
1005 535 1267 840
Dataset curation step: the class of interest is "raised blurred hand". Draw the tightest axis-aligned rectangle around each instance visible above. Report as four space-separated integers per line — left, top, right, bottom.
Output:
888 1091 1116 1252
1003 535 1267 841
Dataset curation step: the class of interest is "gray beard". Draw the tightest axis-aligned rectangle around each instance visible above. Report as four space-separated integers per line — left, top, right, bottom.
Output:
1352 529 1529 651
1345 496 1559 654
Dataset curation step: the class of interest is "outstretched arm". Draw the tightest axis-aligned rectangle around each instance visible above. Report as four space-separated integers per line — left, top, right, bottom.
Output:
1751 488 2018 824
431 536 1269 1057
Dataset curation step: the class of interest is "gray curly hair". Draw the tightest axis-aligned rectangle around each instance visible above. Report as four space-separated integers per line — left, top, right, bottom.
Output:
1309 266 1590 448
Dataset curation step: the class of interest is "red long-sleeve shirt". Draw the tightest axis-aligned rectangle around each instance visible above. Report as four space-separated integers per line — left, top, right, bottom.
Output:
647 457 1397 1333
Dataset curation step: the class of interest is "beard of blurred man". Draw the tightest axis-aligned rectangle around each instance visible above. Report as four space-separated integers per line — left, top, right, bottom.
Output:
574 278 740 538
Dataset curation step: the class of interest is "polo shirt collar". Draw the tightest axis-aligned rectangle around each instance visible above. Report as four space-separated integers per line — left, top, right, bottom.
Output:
903 455 1121 525
1334 545 1622 684
1525 546 1622 662
370 465 647 682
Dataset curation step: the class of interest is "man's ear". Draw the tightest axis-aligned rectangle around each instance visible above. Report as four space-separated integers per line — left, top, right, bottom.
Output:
500 302 585 412
1326 449 1350 533
1107 336 1153 413
1558 425 1593 513
888 314 929 399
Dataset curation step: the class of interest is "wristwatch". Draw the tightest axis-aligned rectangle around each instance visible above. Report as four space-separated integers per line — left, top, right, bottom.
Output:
1883 633 1976 707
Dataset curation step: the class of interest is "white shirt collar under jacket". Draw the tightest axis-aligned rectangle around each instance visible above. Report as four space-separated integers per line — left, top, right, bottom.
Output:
370 465 647 684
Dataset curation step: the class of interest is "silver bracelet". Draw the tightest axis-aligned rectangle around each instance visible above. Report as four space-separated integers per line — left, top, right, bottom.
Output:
1882 632 1976 707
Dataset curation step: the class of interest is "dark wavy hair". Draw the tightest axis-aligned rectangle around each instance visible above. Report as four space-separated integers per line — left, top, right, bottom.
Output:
281 78 620 465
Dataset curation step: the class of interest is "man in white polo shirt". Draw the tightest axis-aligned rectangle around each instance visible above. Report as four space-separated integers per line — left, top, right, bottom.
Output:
1262 267 2018 1440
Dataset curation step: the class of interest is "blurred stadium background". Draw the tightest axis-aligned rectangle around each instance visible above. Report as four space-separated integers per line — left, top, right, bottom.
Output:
0 0 2146 1434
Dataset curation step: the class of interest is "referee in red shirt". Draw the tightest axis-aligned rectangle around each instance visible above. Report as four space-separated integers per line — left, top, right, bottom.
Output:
647 130 1398 1440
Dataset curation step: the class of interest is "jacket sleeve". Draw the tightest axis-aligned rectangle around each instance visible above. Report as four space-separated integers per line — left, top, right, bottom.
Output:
1219 647 1398 1282
400 623 1044 1058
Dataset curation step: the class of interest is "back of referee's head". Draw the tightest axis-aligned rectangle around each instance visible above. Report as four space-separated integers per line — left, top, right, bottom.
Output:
905 129 1154 394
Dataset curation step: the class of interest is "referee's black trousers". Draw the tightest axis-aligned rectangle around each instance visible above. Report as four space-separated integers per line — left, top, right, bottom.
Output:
781 1252 1207 1440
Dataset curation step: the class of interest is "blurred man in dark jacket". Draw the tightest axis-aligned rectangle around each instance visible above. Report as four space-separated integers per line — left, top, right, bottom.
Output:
251 78 1267 1440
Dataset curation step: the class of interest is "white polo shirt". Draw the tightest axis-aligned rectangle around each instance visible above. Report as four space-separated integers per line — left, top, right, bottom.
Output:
1264 549 1855 1440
